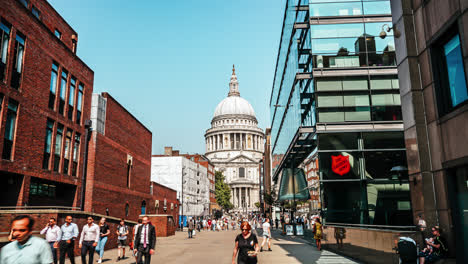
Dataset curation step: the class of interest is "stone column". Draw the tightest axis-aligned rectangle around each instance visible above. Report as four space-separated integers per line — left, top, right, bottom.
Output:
248 188 251 208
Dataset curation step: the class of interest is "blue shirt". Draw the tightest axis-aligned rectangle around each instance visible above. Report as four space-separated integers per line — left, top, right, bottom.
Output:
60 223 79 241
0 236 53 264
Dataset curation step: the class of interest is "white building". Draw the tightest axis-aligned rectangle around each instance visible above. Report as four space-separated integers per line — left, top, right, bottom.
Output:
151 148 210 217
205 66 265 214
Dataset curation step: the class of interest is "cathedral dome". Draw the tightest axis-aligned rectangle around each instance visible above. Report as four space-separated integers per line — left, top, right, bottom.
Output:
212 65 256 119
213 96 256 118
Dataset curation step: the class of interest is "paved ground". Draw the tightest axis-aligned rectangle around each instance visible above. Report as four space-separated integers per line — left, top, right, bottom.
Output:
74 228 359 264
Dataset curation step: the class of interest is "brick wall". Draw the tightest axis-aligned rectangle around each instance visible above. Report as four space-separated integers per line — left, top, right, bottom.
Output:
85 93 152 221
151 182 179 224
0 0 93 207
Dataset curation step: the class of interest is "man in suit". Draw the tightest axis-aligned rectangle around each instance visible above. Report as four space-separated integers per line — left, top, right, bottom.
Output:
133 216 156 264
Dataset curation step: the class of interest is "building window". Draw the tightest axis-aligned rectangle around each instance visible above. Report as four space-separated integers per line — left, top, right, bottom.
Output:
30 182 56 198
433 30 468 115
76 83 83 124
127 159 132 188
58 69 67 115
49 63 58 109
53 124 63 172
42 119 54 169
54 29 61 39
72 133 80 176
141 201 146 215
18 0 28 8
239 167 245 178
0 20 11 82
68 77 76 120
31 6 40 20
11 32 25 89
125 203 129 217
63 130 72 175
3 99 18 160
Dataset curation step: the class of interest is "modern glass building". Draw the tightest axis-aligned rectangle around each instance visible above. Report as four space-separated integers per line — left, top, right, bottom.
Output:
270 0 412 227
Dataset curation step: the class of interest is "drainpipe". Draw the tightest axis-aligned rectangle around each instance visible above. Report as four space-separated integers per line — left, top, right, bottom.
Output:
80 120 92 211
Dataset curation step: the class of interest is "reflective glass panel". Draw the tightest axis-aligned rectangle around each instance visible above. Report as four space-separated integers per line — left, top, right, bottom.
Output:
443 34 468 107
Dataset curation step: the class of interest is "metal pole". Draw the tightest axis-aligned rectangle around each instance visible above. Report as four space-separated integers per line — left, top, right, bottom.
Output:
181 168 184 230
292 164 296 235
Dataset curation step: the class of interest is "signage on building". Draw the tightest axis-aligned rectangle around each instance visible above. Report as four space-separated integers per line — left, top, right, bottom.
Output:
331 155 350 176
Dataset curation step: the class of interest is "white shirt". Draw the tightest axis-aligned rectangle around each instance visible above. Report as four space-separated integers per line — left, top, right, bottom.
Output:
139 224 150 245
262 222 271 234
118 225 128 240
40 225 62 242
79 223 100 244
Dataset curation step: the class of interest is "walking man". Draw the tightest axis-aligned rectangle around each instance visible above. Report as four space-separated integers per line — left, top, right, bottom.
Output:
0 215 53 264
260 218 272 252
275 218 279 230
116 219 129 261
59 215 79 264
188 218 194 238
40 217 61 264
79 216 100 264
133 216 156 264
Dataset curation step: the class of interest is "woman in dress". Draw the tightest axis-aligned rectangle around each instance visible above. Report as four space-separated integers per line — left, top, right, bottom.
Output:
232 222 259 264
313 218 323 251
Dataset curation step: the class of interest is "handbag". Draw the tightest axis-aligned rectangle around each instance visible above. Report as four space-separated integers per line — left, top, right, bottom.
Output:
129 241 134 250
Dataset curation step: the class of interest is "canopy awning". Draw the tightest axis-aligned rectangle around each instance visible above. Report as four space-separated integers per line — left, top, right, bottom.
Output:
277 168 310 202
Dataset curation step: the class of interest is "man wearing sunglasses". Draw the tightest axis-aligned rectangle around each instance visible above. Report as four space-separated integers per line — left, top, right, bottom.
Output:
418 226 448 264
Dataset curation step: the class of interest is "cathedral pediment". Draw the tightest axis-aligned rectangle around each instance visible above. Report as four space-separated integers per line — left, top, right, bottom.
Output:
226 154 259 163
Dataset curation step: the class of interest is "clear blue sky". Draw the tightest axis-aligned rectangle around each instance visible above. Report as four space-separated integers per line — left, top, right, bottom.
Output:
48 0 284 154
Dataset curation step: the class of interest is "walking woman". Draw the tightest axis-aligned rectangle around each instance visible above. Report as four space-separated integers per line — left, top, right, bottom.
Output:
95 217 110 263
313 218 323 251
232 222 259 264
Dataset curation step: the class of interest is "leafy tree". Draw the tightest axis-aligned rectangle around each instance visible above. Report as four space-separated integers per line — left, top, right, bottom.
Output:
215 171 233 211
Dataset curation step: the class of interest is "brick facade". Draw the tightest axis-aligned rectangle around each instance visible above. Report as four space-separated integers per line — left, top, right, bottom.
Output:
0 0 93 208
85 93 152 221
150 182 179 224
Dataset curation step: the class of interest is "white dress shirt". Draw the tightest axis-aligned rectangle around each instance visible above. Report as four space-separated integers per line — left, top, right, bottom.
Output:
40 225 62 242
139 224 150 245
79 223 100 244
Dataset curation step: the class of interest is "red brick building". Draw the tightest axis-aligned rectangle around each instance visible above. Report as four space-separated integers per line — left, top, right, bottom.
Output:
151 181 179 220
302 154 320 211
0 0 93 208
85 92 152 221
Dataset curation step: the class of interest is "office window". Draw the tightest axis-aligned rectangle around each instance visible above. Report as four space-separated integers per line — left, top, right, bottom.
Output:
76 83 83 124
3 99 18 160
42 119 54 169
0 20 11 82
432 31 468 115
18 0 28 8
11 32 25 89
63 130 72 175
72 133 80 176
49 63 58 109
31 6 40 20
127 159 132 188
54 29 61 39
53 124 63 172
68 77 76 120
58 69 67 115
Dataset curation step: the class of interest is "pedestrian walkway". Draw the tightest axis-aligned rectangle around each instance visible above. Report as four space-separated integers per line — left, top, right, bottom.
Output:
72 228 359 263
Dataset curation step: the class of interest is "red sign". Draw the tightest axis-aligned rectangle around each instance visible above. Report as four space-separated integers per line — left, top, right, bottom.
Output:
331 155 350 176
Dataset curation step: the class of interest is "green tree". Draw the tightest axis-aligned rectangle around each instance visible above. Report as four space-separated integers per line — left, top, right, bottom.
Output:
215 171 233 211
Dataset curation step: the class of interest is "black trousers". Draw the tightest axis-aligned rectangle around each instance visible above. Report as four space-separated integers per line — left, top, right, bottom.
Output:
59 240 75 264
137 245 151 264
80 241 95 264
49 242 58 264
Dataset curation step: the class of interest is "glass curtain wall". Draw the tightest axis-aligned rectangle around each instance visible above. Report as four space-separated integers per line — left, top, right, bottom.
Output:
319 131 412 225
270 0 314 175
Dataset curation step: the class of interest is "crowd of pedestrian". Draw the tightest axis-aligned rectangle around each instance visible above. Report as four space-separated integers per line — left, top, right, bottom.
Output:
0 214 157 264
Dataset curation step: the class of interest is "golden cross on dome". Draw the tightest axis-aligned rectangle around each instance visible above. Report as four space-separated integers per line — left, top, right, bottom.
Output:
232 64 236 75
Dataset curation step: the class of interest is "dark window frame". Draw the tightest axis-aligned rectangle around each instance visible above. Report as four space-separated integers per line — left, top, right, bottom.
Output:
0 19 11 82
10 32 25 90
431 25 468 117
